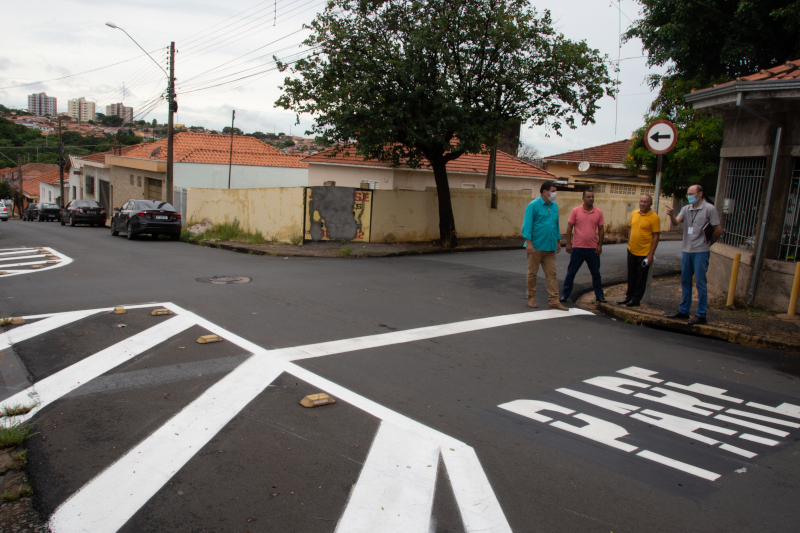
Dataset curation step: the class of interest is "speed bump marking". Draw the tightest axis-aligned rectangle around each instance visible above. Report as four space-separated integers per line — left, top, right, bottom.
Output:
300 393 335 408
197 334 223 344
151 309 172 316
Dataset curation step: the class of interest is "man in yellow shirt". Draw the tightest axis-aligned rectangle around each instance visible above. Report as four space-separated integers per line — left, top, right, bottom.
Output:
618 194 661 307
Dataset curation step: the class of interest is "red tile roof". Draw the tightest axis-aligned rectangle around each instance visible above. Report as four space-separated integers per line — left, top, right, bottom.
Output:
0 163 59 180
544 139 632 166
34 170 62 185
21 177 45 197
302 145 554 179
118 132 307 168
694 59 800 92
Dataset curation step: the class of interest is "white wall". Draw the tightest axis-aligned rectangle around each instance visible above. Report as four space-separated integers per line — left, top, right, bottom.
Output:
40 182 61 204
174 163 308 190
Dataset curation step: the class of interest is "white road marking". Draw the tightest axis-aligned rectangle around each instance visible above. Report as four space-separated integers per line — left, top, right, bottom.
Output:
336 421 440 533
0 310 102 352
629 409 736 446
1 315 196 424
616 367 664 383
44 303 578 533
270 309 593 362
725 408 800 428
583 376 650 395
551 413 639 452
555 388 641 415
0 248 36 255
0 254 53 262
21 303 163 320
665 382 744 404
739 433 780 446
718 444 756 459
633 387 723 416
498 399 575 423
635 450 720 481
713 414 790 437
746 401 800 420
0 260 57 268
0 247 73 277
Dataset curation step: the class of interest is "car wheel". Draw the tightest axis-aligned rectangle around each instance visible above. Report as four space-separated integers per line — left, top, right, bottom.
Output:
70 214 76 227
111 223 119 236
38 215 43 222
126 223 136 240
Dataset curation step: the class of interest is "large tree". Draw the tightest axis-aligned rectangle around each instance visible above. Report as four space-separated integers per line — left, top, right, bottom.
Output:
276 0 613 247
624 0 800 197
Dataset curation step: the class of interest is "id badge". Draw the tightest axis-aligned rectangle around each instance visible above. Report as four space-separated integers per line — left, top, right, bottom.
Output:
688 227 694 235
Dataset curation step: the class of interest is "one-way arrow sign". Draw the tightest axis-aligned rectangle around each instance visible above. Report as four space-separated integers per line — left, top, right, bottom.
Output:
645 120 677 154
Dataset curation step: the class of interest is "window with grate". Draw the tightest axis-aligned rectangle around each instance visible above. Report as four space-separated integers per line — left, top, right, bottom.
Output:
609 183 637 195
137 176 142 187
719 157 766 250
641 186 655 197
129 174 134 185
779 159 800 261
85 176 95 195
593 184 606 193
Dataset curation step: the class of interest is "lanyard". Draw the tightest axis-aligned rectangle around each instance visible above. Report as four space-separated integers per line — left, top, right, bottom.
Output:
690 208 700 225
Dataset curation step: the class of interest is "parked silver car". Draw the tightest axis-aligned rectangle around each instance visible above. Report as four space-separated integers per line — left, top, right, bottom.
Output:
0 201 8 221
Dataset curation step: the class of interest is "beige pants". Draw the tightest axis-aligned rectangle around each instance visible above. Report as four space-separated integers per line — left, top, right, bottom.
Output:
527 250 559 305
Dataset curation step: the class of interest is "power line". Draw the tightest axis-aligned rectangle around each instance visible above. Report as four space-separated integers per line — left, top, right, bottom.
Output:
0 47 167 90
179 0 273 48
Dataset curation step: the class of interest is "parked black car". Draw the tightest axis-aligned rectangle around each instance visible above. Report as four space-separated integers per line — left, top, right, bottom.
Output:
22 203 39 221
110 200 182 240
60 200 107 227
27 203 61 221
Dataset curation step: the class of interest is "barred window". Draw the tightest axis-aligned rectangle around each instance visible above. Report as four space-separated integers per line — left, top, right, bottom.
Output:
641 186 655 197
130 174 134 185
593 184 606 193
609 183 637 195
137 176 142 187
85 176 95 195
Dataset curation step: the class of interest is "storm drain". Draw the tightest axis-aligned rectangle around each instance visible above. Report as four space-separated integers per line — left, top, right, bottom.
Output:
196 276 252 284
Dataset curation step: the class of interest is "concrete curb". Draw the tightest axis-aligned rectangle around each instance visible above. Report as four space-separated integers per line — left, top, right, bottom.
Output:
596 301 800 354
198 240 525 258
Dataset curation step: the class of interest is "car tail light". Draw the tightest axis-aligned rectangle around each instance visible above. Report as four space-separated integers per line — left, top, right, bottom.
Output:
175 214 181 219
137 213 147 217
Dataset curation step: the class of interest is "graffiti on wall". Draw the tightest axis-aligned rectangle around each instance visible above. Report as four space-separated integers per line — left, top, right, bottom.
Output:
304 187 372 242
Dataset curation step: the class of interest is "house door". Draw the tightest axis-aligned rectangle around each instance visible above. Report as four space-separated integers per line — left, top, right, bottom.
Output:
98 180 110 213
146 178 163 201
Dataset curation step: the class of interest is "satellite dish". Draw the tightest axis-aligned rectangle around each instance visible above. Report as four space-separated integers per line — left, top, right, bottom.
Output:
578 161 590 172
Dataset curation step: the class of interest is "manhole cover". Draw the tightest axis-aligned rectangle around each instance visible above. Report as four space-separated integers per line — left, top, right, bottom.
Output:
196 276 252 284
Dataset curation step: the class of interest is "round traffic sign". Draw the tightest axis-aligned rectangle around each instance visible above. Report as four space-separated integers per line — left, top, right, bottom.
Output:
644 120 677 154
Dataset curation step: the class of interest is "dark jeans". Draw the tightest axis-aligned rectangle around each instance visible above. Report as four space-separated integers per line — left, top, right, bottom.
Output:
679 251 710 317
626 250 651 304
561 247 603 300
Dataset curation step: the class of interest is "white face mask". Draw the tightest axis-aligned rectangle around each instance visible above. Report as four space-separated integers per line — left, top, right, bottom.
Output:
548 191 557 202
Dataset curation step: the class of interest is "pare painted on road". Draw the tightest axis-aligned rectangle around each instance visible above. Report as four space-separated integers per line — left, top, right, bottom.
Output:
488 364 800 497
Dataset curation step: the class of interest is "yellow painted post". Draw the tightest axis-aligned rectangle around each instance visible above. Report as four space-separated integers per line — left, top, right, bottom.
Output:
727 253 741 307
788 262 800 316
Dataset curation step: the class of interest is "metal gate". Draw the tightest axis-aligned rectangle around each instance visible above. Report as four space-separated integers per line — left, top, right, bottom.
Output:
98 180 110 213
146 178 163 201
779 159 800 261
719 157 766 250
172 187 187 225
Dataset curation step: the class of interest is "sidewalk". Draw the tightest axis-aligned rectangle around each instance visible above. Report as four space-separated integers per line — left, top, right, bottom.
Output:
195 231 683 258
200 237 526 258
583 276 800 354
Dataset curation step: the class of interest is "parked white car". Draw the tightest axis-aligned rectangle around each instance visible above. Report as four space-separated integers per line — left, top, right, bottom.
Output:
0 201 8 221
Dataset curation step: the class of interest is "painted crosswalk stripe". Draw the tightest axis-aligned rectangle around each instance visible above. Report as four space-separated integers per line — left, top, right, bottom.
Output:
1 315 196 423
0 249 36 255
636 450 721 481
713 414 790 437
337 421 440 533
0 247 72 277
0 310 102 352
0 254 53 262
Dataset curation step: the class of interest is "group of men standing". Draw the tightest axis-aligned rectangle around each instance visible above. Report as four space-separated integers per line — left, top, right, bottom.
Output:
522 181 722 324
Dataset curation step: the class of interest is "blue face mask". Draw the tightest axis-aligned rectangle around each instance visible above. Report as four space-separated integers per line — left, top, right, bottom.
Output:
687 195 698 205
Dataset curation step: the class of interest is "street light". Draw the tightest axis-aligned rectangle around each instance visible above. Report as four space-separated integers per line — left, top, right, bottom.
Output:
106 22 175 204
105 22 167 76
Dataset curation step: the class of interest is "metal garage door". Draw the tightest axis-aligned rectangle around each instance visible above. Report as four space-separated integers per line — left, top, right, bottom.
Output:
146 178 163 201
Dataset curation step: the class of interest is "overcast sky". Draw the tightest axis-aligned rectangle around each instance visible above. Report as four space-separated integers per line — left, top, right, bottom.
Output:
0 0 665 157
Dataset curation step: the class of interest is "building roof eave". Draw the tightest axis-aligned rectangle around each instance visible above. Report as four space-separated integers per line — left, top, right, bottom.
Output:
685 79 800 108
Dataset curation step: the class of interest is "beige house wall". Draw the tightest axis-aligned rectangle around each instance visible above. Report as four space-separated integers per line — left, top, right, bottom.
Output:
187 187 305 243
556 191 672 237
308 163 545 193
108 166 166 209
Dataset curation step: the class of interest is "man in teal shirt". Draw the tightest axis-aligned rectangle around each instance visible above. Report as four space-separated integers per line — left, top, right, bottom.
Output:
522 181 566 310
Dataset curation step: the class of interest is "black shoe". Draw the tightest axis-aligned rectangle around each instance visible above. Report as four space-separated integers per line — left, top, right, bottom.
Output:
616 298 630 305
688 316 707 325
666 312 690 319
559 296 567 303
596 296 608 303
626 301 640 307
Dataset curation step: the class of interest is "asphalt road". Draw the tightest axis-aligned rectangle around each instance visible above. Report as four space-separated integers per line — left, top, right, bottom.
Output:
0 219 798 533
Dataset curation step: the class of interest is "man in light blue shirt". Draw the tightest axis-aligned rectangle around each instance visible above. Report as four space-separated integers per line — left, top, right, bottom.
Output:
522 181 566 310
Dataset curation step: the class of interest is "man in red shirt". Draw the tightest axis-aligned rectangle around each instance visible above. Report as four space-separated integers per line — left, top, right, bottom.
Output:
560 190 607 303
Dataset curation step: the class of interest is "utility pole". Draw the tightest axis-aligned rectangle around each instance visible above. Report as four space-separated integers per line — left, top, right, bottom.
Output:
16 154 23 218
228 110 235 189
58 116 65 207
166 41 176 204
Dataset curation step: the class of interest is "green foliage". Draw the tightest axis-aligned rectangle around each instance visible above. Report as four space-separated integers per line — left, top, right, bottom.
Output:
282 139 296 148
182 219 265 245
2 486 33 502
0 181 11 198
625 0 800 86
0 423 32 447
276 0 614 246
222 127 243 135
623 0 800 198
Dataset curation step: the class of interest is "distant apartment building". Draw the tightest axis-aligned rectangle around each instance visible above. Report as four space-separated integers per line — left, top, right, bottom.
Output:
27 92 57 116
106 103 133 124
67 97 96 122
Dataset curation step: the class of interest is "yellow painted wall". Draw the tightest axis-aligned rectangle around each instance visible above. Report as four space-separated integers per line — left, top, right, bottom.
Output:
556 191 672 236
186 187 305 243
370 188 533 242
